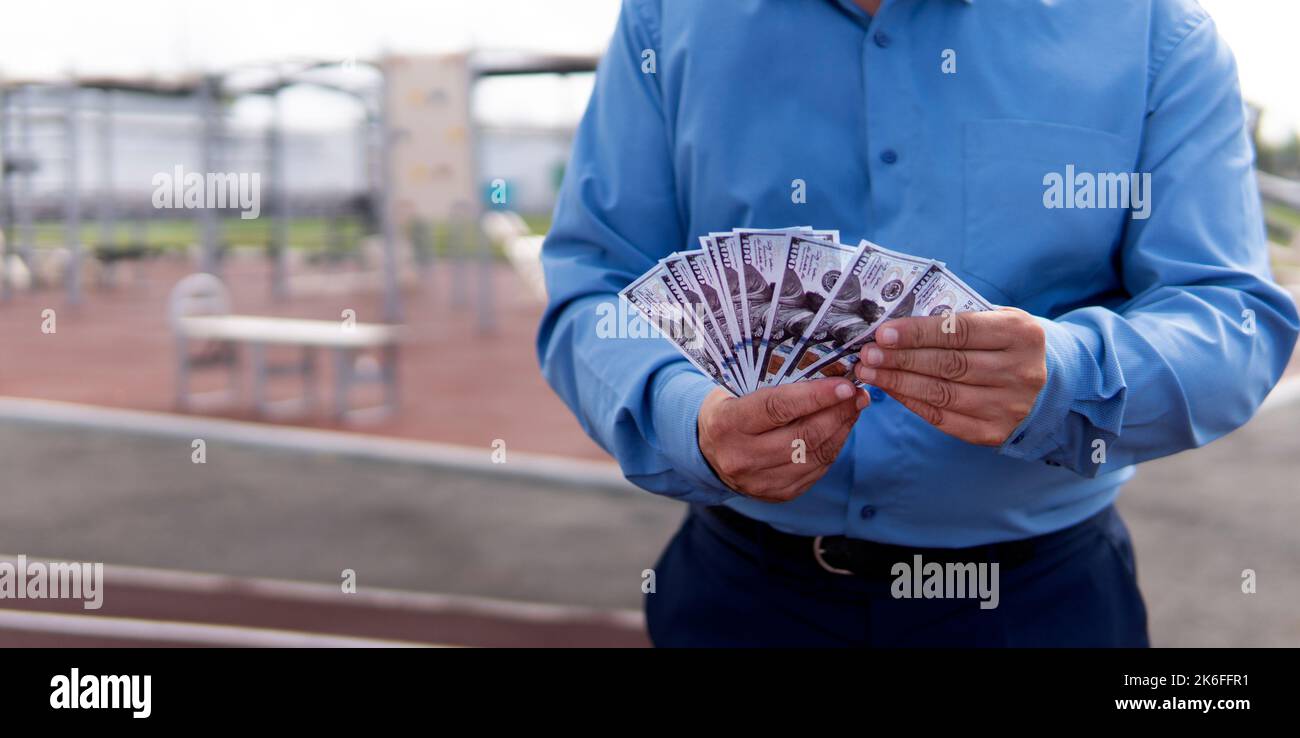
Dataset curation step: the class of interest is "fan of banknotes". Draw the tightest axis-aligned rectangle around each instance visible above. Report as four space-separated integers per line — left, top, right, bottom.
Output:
619 227 995 396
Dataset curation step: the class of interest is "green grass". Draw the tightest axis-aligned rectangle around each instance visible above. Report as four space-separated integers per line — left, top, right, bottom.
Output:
28 216 361 253
21 213 555 259
1265 203 1300 233
521 214 553 235
1265 204 1300 273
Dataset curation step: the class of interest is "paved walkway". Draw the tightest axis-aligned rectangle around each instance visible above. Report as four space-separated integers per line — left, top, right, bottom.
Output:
1114 399 1300 647
0 399 1296 646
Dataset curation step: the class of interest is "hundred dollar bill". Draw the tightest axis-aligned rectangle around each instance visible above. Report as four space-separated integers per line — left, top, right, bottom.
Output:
656 273 744 394
702 233 754 389
779 240 936 383
682 247 752 392
662 252 748 390
736 228 839 387
788 263 994 383
699 233 753 390
756 233 857 386
620 264 742 395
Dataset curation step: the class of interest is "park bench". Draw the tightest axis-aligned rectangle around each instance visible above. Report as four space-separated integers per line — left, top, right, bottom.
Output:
169 273 401 421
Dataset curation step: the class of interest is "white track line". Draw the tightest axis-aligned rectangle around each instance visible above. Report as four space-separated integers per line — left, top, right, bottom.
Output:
0 608 437 648
0 555 645 629
0 395 635 494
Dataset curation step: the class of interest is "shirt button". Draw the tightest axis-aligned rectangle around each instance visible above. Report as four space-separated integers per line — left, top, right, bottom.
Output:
880 149 898 165
868 387 886 402
859 505 877 520
873 31 891 48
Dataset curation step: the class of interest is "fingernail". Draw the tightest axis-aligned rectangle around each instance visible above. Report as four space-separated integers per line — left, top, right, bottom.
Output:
858 366 876 382
834 382 854 400
866 347 884 366
879 327 898 346
855 390 870 410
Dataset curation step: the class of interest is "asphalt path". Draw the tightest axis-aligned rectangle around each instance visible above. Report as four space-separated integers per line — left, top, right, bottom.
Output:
0 399 1296 646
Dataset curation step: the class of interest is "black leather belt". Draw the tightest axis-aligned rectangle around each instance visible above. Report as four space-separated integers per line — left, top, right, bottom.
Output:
696 503 1054 579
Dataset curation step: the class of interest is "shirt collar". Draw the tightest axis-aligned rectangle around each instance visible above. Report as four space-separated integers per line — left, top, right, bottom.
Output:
832 0 973 27
835 0 975 17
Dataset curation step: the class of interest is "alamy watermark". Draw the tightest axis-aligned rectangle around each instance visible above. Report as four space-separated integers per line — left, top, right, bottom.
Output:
1043 165 1151 220
50 668 150 718
596 298 707 348
0 555 103 610
151 165 261 219
891 554 999 610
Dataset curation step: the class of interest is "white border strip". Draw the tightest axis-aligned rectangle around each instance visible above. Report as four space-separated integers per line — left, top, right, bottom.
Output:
0 609 437 648
0 396 637 494
1 556 645 630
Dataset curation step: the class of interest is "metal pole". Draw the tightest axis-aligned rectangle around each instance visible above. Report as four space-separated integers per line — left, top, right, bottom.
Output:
98 88 116 286
356 112 370 257
15 85 35 280
1 87 12 301
474 216 494 335
350 113 368 273
132 217 148 286
268 85 288 300
451 201 469 308
198 75 221 276
464 71 495 335
410 217 433 277
64 83 82 305
377 63 402 323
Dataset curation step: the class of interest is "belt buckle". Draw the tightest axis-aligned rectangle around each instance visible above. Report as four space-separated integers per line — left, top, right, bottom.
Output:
812 535 855 576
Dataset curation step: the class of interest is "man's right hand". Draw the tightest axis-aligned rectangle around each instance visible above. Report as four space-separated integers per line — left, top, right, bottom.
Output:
697 378 868 503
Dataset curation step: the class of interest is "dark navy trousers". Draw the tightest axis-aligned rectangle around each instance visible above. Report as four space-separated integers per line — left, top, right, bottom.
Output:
645 504 1150 647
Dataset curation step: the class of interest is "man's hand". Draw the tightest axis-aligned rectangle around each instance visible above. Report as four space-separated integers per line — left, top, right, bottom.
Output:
855 308 1047 446
698 379 868 502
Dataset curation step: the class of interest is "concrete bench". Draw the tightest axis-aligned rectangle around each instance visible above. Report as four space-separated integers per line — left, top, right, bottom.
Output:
170 274 401 421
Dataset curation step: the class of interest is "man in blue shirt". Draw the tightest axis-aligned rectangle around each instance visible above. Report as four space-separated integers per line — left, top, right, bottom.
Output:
537 0 1299 646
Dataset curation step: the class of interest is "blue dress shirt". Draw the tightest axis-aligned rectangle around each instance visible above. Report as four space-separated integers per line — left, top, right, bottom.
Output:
536 0 1300 546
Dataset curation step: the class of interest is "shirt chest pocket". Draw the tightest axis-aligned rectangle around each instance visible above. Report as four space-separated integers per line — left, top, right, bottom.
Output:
962 119 1136 305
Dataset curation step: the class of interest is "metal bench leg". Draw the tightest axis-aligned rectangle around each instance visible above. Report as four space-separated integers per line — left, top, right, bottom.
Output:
301 346 318 414
228 342 241 404
251 342 268 416
382 344 399 415
333 347 353 421
175 336 191 411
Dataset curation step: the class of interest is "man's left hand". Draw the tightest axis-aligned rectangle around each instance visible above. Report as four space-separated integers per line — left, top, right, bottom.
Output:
855 308 1047 447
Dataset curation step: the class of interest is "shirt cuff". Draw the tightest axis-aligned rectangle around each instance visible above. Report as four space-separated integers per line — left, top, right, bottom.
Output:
650 366 737 501
998 316 1083 463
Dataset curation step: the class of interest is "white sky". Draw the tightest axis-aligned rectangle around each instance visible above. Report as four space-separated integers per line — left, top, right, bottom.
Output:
0 0 1295 141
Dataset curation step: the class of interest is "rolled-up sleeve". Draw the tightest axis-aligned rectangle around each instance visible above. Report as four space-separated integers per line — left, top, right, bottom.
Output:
1000 13 1300 476
535 0 735 503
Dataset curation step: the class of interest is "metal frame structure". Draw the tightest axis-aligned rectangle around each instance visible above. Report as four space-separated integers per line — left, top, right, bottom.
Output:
1 77 206 301
1 51 602 331
0 67 402 319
